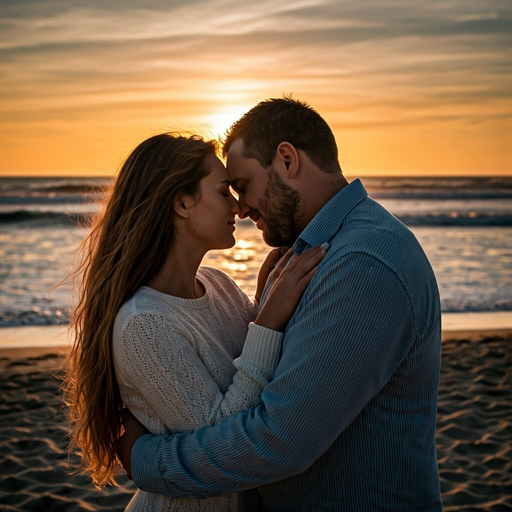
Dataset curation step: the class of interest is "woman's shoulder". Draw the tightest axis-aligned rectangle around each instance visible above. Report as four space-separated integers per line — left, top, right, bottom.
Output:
114 288 169 333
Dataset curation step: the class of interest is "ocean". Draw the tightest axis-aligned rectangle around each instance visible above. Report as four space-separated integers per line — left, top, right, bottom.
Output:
0 176 511 329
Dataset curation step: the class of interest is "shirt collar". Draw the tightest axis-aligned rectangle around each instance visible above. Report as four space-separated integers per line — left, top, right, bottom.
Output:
294 178 368 254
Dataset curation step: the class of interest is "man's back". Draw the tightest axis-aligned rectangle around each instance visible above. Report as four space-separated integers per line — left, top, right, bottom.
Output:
256 193 442 511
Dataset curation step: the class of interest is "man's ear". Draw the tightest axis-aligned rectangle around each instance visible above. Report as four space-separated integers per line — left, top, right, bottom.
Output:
275 142 299 179
173 194 193 219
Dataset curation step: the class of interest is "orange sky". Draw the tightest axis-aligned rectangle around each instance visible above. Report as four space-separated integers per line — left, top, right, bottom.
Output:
1 1 510 177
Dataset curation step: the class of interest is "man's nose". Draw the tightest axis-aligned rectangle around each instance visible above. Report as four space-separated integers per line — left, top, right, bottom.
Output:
237 200 251 219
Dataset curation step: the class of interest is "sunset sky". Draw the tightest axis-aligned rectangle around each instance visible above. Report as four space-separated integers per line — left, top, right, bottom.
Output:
1 0 510 177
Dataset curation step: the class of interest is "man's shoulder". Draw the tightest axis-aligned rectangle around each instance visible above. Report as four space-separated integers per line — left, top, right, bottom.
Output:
329 197 417 270
324 197 439 306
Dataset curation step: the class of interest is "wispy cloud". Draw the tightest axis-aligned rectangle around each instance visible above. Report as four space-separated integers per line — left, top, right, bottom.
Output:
0 0 510 175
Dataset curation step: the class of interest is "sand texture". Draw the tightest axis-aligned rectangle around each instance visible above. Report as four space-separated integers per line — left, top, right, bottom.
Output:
437 336 511 511
0 335 511 511
0 353 135 511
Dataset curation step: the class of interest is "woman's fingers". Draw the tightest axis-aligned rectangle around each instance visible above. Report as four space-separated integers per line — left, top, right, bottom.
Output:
261 248 282 270
255 246 292 302
271 248 295 280
254 243 329 332
272 244 328 297
295 261 321 288
282 243 329 279
261 246 292 273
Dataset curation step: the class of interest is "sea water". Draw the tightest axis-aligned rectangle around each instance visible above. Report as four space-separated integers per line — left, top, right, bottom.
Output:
0 176 511 328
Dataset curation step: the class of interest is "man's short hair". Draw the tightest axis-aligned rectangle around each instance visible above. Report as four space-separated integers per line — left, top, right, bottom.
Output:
222 96 340 174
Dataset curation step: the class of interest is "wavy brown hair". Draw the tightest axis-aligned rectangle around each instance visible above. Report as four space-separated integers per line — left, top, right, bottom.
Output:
63 133 217 487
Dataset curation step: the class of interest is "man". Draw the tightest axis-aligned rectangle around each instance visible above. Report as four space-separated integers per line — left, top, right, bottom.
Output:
118 97 442 510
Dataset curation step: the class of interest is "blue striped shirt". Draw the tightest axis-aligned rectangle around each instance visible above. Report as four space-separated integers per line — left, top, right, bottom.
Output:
132 178 443 511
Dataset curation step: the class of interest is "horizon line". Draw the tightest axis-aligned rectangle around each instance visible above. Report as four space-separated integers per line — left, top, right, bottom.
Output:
1 173 511 180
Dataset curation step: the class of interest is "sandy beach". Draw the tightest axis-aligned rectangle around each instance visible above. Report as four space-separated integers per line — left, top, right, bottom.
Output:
0 329 511 511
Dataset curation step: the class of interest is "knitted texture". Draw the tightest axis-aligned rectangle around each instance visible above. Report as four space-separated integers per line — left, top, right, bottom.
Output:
113 266 282 511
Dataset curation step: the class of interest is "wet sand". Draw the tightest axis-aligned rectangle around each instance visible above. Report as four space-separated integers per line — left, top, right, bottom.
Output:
0 332 510 511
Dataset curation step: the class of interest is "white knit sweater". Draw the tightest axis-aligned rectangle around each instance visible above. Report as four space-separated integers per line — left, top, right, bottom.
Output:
113 267 283 512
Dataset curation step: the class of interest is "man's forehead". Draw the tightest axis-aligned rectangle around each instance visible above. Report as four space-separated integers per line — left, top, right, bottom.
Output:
227 138 245 157
226 139 247 182
226 138 268 185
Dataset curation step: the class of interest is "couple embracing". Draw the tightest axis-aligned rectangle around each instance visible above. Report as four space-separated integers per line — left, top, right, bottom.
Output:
65 97 442 511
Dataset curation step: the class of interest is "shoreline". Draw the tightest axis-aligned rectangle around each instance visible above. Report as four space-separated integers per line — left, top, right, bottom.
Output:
0 311 511 358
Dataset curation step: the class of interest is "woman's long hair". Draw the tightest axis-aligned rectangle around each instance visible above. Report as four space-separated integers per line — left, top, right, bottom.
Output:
63 133 217 487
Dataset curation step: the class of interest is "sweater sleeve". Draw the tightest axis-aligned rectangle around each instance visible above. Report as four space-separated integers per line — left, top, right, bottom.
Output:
115 313 282 430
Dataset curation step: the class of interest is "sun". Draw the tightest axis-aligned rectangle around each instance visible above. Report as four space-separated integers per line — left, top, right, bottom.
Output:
204 105 251 139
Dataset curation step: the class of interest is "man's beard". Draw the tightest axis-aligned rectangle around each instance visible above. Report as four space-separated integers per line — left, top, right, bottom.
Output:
259 166 302 247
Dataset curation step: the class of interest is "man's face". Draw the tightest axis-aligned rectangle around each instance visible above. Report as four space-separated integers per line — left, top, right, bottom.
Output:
226 139 302 247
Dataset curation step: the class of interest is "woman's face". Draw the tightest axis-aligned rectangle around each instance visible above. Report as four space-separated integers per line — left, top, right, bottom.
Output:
186 155 240 251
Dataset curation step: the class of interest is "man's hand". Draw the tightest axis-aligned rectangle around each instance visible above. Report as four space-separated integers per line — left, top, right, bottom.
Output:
116 409 150 480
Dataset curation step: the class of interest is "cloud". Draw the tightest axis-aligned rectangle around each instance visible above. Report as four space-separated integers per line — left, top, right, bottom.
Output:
0 0 510 174
457 12 499 22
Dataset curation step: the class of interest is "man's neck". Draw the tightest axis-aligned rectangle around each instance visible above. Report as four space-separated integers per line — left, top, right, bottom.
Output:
298 174 349 233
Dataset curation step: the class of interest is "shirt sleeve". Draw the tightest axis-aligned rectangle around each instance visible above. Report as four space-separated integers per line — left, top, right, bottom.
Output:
131 253 417 498
116 313 283 431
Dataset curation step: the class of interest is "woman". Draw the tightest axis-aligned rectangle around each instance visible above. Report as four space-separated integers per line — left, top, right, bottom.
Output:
64 133 326 511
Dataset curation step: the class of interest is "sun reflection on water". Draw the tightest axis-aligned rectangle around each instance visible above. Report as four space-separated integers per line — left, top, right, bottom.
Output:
2 219 512 327
202 228 269 299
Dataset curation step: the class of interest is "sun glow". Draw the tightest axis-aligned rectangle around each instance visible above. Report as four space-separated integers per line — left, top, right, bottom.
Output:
203 104 252 139
1 1 510 176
